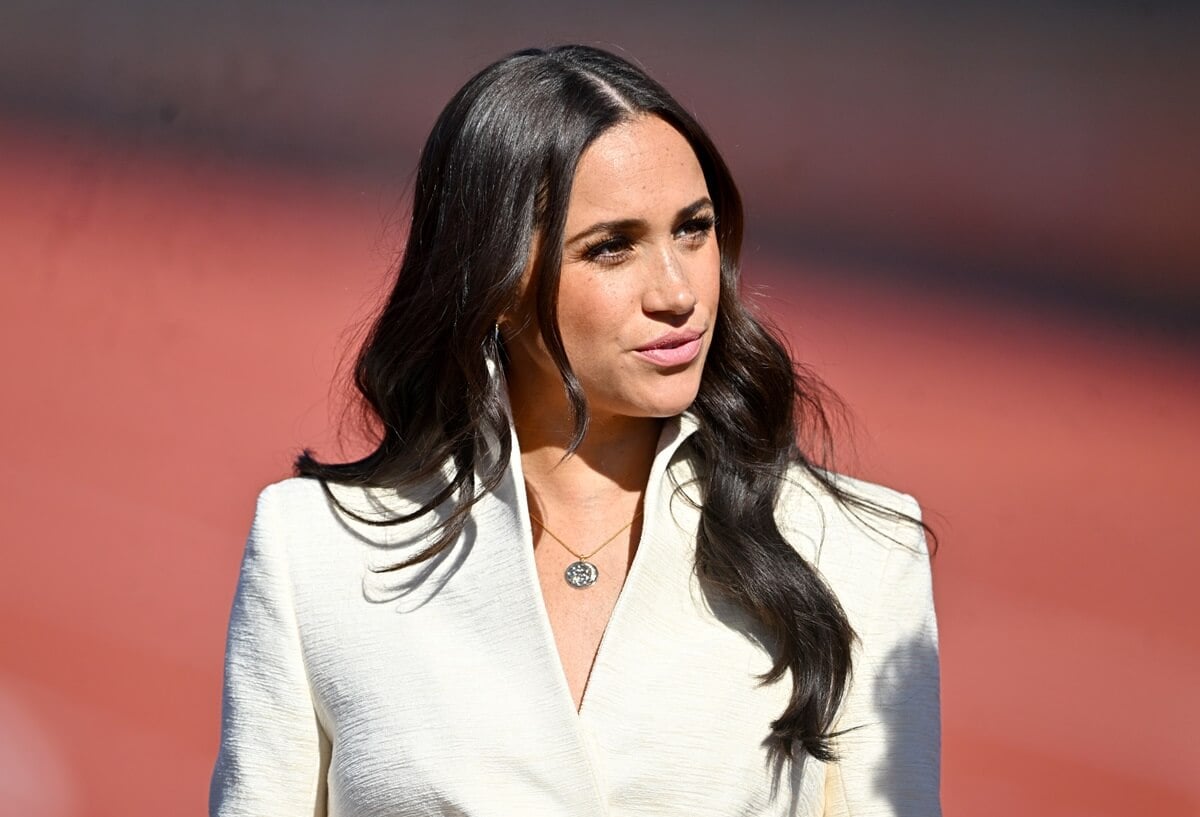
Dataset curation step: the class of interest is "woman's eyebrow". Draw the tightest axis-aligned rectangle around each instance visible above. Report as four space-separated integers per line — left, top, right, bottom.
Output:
566 218 642 246
565 196 714 245
675 197 714 220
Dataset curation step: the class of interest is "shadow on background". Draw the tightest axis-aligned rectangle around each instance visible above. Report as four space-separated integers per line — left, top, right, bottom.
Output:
0 2 1197 815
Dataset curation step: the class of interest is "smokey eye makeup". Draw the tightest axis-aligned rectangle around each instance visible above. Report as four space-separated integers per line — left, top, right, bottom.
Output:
676 214 715 239
581 234 635 263
579 213 715 265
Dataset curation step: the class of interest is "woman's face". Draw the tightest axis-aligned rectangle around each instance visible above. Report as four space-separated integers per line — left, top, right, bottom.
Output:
503 115 721 424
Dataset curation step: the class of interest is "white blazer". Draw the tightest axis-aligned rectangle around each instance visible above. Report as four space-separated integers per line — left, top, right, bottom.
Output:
210 412 940 816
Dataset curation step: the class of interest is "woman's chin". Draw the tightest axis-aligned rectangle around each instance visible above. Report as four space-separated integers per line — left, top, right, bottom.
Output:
584 373 704 422
620 391 703 421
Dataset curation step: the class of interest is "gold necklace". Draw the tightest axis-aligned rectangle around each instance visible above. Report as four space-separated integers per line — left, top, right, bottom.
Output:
528 508 641 588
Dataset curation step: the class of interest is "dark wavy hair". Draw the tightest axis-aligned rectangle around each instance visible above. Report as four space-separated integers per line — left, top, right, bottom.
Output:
298 44 919 761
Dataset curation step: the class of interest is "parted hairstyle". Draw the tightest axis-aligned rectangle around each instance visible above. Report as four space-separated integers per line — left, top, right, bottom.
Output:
297 44 923 761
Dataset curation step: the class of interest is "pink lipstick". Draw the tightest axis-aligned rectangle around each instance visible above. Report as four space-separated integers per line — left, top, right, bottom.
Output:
635 329 704 367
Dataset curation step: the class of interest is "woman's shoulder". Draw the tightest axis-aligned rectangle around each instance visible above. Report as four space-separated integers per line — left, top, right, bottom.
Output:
253 475 326 508
250 476 355 535
252 476 431 525
774 465 935 651
243 476 441 596
242 477 407 561
776 464 928 580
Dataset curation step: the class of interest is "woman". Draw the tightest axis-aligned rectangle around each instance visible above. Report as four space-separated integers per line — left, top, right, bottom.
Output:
211 45 940 816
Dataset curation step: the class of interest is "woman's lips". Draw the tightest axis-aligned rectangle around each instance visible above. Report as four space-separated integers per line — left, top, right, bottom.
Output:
634 332 703 367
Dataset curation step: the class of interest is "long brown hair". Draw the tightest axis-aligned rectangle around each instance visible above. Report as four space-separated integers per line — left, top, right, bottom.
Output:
298 44 922 761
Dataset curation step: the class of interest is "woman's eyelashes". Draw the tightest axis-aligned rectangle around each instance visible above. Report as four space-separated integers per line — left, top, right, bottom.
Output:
676 214 715 243
578 214 715 266
581 234 634 264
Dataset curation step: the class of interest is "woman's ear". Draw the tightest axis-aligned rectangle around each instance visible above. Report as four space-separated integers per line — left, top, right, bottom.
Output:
496 296 536 340
499 239 540 341
495 313 515 341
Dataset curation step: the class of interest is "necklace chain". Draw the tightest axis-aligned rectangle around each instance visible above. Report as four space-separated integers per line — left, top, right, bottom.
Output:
527 508 641 561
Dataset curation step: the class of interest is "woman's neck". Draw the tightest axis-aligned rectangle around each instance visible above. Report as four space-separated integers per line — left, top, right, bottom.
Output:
510 397 664 518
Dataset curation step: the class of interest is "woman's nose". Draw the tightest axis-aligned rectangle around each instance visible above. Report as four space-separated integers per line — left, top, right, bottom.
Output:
643 247 697 316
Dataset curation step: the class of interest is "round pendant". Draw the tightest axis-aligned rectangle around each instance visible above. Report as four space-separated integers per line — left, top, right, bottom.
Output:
564 560 599 588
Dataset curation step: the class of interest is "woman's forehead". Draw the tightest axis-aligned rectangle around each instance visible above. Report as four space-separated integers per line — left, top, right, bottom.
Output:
566 117 709 224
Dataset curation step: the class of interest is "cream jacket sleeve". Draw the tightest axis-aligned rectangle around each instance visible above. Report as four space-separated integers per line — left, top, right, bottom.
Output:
822 495 941 816
210 486 329 817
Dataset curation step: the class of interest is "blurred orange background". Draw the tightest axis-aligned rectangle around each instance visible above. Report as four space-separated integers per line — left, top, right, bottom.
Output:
1 3 1198 815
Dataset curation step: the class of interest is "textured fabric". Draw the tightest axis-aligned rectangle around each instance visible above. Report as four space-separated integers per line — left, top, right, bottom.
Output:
210 414 941 816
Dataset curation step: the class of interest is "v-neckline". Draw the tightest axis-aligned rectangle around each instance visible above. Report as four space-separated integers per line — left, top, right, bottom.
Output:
505 413 696 722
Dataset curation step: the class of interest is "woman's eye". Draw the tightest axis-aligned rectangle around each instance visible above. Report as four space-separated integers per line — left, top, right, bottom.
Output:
582 236 633 264
676 215 715 243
